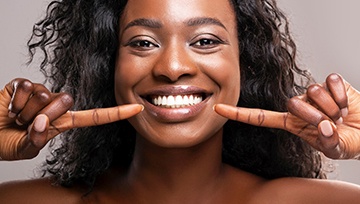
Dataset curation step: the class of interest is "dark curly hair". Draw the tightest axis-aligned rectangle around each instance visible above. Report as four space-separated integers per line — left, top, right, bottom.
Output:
27 0 324 189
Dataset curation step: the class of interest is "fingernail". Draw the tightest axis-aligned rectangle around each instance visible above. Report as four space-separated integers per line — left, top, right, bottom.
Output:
140 105 144 111
341 108 348 117
16 119 23 126
34 115 47 133
8 111 16 118
320 120 333 137
335 117 343 125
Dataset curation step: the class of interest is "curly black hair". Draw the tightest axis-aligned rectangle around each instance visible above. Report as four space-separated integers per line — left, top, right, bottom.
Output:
27 0 324 189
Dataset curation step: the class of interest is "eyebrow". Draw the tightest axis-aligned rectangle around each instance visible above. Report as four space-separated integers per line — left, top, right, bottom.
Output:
123 18 162 31
186 17 227 30
123 17 227 31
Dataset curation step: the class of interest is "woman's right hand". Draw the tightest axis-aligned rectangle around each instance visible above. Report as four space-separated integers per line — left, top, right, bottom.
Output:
0 78 143 161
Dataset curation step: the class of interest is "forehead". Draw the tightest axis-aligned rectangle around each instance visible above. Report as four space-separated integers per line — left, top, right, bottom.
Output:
120 0 236 28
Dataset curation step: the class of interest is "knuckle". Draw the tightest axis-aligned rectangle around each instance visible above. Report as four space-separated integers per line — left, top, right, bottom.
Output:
326 73 342 83
59 93 74 108
287 97 301 112
307 84 322 97
33 91 51 104
15 79 34 93
322 141 339 152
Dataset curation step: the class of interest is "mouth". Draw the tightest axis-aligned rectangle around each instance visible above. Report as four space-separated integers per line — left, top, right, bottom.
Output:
138 86 212 122
140 86 212 109
145 93 208 108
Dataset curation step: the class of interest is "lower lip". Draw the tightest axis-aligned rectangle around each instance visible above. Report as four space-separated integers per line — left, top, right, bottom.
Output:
143 97 210 122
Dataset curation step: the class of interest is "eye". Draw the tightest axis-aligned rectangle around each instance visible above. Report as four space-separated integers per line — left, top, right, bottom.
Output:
128 40 159 49
124 35 160 52
190 36 225 50
192 39 218 46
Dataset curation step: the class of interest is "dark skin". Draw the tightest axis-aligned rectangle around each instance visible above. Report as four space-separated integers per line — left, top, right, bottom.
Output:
215 74 360 160
1 0 360 203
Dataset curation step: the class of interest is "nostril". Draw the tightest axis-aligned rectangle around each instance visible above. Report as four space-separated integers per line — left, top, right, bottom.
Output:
152 50 198 82
153 71 195 83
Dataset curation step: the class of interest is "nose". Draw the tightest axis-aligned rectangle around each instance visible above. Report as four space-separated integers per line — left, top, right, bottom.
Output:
152 41 197 82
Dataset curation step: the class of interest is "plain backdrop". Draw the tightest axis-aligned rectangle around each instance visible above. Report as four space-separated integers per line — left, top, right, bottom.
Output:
1 0 360 184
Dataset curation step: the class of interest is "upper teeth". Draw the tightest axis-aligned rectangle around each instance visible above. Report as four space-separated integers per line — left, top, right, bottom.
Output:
152 95 203 108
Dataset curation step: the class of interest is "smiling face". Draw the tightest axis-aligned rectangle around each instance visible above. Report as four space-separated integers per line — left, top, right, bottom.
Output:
115 0 240 148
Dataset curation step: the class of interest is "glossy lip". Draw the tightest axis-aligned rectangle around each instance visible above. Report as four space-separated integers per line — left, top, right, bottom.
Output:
139 86 212 122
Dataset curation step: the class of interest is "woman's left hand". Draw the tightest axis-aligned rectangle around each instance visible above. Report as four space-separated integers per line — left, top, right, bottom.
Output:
214 73 360 160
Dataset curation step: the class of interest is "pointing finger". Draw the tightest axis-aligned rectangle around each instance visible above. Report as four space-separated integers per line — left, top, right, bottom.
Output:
214 104 287 129
48 104 143 136
214 104 323 147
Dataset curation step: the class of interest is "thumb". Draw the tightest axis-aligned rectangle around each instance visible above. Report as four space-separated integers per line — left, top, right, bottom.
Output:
19 114 50 159
214 103 287 129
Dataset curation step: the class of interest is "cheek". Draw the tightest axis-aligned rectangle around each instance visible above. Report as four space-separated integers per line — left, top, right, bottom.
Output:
203 53 240 104
114 52 145 104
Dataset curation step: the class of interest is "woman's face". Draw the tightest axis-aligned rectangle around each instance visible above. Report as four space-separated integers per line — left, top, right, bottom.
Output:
115 0 240 147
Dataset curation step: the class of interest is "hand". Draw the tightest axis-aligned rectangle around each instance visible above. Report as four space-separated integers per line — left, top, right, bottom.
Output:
0 79 143 161
214 73 360 160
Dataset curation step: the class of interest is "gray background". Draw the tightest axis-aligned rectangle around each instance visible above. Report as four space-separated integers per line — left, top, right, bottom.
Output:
1 0 360 184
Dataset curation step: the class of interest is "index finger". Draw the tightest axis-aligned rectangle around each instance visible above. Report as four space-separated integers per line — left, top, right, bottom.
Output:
49 104 143 134
213 104 287 129
214 103 322 143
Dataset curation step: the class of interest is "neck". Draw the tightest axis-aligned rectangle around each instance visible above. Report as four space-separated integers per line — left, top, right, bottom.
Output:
126 129 224 200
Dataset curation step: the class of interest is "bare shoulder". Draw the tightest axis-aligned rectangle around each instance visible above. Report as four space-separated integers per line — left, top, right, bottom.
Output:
251 177 360 204
0 177 88 204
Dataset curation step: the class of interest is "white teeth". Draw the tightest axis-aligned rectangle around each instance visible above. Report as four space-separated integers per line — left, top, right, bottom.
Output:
167 95 175 108
175 95 182 108
152 95 203 108
183 95 189 105
161 96 167 106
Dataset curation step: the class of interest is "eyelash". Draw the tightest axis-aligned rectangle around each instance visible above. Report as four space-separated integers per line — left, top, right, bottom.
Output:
125 36 225 51
126 39 159 49
190 38 224 48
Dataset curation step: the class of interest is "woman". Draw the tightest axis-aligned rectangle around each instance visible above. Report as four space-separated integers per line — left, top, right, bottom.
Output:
0 0 360 203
